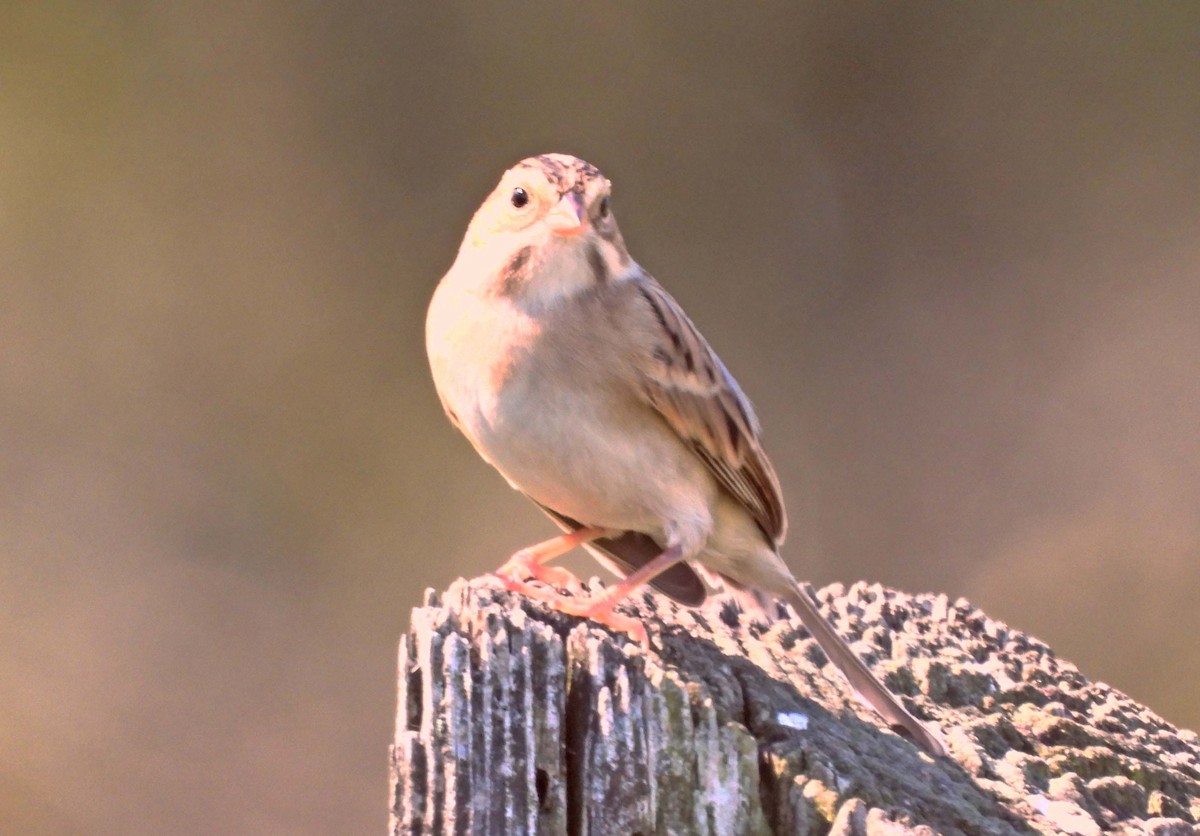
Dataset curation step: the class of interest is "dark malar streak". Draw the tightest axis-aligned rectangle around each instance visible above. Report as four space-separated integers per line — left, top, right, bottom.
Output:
496 246 533 297
586 243 608 285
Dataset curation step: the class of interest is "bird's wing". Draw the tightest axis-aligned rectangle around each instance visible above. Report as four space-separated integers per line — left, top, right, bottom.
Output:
627 274 788 545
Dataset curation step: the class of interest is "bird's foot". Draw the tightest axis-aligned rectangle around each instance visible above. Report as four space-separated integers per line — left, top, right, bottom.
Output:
551 590 649 648
493 547 584 594
493 555 649 648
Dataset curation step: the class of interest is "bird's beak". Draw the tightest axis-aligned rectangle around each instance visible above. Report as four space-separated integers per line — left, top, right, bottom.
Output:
545 192 586 236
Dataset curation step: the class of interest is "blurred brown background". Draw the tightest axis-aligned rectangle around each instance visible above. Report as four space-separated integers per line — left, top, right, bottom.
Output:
3 2 1198 833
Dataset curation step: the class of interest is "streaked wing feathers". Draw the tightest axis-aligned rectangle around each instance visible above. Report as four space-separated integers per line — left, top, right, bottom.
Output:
632 277 788 544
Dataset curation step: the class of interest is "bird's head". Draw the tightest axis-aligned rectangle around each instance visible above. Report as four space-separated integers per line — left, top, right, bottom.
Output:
454 154 634 307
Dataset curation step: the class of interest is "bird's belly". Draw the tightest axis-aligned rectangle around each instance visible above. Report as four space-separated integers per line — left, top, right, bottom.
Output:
429 295 715 539
470 383 701 534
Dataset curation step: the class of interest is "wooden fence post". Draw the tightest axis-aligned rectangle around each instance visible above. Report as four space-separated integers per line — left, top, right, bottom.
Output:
389 577 1199 834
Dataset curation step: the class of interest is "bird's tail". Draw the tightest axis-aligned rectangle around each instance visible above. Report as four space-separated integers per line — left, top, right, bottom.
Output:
777 582 946 757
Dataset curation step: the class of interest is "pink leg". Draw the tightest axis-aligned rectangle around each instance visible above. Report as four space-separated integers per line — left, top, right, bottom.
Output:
551 544 687 646
493 526 615 594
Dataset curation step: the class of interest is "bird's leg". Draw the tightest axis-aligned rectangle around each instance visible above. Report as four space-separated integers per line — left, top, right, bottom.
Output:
498 534 687 647
550 544 686 645
493 526 616 594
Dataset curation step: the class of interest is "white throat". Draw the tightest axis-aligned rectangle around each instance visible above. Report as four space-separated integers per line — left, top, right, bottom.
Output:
519 235 598 307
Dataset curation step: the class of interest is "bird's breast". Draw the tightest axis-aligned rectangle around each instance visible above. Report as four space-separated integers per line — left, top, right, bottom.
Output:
427 278 715 533
426 285 537 445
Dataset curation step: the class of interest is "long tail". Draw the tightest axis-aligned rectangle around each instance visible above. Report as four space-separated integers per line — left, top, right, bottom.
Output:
780 582 946 757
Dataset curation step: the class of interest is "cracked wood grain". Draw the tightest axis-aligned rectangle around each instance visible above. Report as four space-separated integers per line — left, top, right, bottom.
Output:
389 577 1200 835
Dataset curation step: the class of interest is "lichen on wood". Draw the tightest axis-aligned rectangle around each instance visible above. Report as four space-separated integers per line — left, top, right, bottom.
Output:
389 577 1200 835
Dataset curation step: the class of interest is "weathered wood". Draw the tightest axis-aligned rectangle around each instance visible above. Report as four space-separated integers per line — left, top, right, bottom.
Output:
389 577 1200 835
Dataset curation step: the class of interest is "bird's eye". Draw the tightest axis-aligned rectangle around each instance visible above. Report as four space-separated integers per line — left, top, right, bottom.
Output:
598 196 610 218
510 187 529 209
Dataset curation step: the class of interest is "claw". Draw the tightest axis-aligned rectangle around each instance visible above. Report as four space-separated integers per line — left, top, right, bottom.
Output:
533 565 582 590
489 527 659 649
595 608 649 649
493 573 567 604
494 548 584 593
493 568 650 648
552 590 650 648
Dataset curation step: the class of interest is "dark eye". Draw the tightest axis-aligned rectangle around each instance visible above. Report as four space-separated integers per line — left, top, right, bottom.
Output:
510 187 529 209
598 196 610 218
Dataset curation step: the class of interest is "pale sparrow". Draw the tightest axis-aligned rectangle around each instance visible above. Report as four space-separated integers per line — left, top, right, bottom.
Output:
425 153 944 756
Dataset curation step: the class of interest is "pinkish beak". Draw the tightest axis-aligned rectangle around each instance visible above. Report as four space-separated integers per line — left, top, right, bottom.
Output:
545 192 586 236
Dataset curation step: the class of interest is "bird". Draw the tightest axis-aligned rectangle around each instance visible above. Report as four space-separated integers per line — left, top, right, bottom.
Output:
425 153 945 757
